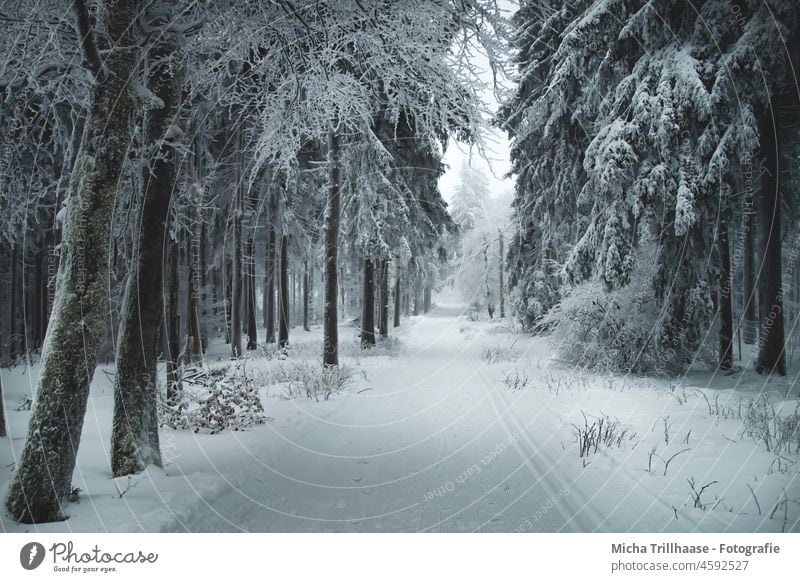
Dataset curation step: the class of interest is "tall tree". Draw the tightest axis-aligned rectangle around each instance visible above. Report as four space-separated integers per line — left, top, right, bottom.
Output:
323 132 341 366
111 16 183 477
379 259 389 337
6 0 142 523
361 259 376 347
279 233 290 349
303 254 311 332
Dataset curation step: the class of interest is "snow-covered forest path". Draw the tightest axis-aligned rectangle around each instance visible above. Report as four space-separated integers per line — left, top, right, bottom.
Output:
164 301 683 533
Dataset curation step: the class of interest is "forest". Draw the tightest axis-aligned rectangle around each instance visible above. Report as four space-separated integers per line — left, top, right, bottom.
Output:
0 0 798 533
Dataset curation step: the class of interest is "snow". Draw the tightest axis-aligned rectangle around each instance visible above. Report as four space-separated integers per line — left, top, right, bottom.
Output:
1 294 798 532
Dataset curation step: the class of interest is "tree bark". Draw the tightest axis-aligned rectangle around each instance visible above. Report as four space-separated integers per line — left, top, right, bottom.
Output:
755 109 785 375
323 132 341 366
742 190 757 344
165 236 182 404
279 233 290 348
111 33 181 476
393 259 401 328
231 189 243 359
246 237 258 350
186 217 203 363
5 0 140 523
423 282 431 314
379 259 389 337
8 244 18 362
718 211 733 370
291 269 297 326
361 258 376 347
498 229 505 318
265 223 276 342
0 375 6 437
303 254 310 331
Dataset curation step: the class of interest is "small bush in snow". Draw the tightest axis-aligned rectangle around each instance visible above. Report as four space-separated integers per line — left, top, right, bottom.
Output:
159 362 268 434
346 336 404 358
500 368 530 391
542 251 712 374
698 391 739 419
573 412 636 459
275 362 353 401
481 344 519 363
741 396 800 455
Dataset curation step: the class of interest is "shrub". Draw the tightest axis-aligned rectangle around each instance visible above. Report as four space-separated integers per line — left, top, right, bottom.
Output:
573 412 636 458
159 362 268 434
481 344 519 363
741 396 800 455
275 362 353 401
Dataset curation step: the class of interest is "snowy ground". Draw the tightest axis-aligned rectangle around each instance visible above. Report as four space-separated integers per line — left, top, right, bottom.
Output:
1 296 798 533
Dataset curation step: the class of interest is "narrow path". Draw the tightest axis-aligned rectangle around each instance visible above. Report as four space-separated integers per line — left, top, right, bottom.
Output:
165 301 683 532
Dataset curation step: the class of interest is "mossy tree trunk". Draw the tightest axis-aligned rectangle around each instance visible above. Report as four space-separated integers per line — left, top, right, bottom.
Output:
5 0 140 523
110 29 182 478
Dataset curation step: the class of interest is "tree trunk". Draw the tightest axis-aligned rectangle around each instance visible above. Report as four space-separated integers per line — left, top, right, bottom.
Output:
291 270 297 326
340 266 346 316
279 234 290 348
186 211 203 363
0 363 6 435
379 259 389 337
111 36 181 477
413 278 420 316
755 109 785 375
5 0 140 523
742 190 757 344
224 263 232 343
165 236 182 404
718 211 733 370
309 260 316 325
33 245 45 351
323 132 341 366
0 377 5 437
231 191 243 359
484 238 495 319
303 254 310 331
361 259 376 347
498 229 505 318
8 245 18 362
393 264 401 328
199 219 207 350
246 237 258 350
423 282 431 314
265 224 276 342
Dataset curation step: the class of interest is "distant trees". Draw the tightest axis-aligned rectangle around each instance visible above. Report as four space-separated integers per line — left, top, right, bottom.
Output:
450 163 509 319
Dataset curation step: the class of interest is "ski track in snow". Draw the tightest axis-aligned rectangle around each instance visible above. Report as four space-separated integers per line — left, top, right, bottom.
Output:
159 302 688 533
2 299 797 533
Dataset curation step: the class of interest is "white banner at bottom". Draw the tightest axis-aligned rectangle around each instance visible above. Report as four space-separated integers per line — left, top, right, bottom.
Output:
1 533 797 581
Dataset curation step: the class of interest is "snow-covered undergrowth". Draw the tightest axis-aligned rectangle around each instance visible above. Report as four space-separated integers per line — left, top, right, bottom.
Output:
2 309 796 533
466 315 800 532
0 321 398 533
273 362 354 401
159 362 269 433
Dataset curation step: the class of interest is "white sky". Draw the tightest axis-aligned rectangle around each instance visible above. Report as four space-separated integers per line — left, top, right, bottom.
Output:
438 1 516 205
